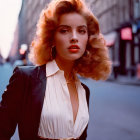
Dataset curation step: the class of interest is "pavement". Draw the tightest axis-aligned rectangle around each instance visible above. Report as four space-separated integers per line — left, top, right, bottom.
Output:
107 74 140 86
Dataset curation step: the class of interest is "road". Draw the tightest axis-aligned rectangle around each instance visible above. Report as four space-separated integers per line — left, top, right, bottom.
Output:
81 78 140 140
0 63 140 140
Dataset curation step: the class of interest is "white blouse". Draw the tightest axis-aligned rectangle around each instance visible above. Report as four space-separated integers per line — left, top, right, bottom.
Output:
38 60 89 139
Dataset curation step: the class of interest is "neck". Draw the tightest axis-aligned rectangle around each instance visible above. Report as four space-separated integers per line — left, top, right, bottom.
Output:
55 56 75 79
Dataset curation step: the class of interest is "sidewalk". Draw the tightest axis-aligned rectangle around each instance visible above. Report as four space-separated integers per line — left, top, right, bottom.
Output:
107 75 140 86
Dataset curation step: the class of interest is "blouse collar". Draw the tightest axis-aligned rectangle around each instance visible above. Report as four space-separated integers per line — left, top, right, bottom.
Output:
45 60 79 83
46 60 59 77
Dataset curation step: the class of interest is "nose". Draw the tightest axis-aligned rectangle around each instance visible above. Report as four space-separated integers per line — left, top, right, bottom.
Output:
70 30 78 43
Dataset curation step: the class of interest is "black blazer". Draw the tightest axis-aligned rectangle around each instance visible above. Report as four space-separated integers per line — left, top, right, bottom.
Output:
0 64 90 140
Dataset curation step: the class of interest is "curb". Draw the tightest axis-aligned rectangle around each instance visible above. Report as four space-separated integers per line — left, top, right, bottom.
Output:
107 78 140 86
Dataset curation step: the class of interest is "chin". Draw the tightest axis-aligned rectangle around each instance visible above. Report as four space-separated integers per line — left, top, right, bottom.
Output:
65 55 83 61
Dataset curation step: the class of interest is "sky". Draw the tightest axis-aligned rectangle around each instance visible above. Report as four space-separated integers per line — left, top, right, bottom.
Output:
0 0 22 58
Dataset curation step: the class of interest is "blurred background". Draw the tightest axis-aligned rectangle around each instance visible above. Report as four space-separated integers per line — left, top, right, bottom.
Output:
0 0 140 140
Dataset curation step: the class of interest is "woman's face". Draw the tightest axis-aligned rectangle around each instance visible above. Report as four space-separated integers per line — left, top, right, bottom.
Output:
54 12 88 61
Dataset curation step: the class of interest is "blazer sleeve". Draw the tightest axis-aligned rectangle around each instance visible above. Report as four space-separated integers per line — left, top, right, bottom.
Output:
79 83 90 140
0 67 25 139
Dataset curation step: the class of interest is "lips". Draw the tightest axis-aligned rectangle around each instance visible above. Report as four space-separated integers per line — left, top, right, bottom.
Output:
68 45 80 53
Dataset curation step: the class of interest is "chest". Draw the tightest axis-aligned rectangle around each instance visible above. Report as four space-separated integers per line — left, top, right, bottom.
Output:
67 82 79 123
38 75 89 139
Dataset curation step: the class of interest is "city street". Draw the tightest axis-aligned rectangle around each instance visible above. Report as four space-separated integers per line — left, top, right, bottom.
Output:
82 79 140 140
0 63 140 140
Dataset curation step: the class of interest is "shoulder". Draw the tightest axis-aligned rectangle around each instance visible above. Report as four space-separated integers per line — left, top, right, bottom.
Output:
13 64 46 78
81 83 90 95
81 83 90 105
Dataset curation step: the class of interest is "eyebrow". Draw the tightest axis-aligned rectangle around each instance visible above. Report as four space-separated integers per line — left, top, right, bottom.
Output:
57 25 87 29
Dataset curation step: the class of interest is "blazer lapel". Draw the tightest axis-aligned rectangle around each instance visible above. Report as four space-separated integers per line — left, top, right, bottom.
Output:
30 64 46 138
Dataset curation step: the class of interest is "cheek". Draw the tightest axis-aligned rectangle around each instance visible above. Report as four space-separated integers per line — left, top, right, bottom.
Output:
55 38 67 54
81 36 88 48
55 38 63 46
54 35 67 48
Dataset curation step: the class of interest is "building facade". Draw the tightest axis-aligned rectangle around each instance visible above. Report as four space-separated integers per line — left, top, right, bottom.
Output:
88 0 140 78
17 0 50 62
8 23 19 63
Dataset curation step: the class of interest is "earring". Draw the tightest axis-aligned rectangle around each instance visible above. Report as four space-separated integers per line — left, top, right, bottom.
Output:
86 50 90 55
84 50 89 57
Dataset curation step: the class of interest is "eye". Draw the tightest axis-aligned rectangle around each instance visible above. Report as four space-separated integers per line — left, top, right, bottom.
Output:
59 28 69 34
78 28 87 34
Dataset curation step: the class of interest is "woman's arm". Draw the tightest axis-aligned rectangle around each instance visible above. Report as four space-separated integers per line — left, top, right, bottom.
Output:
0 67 24 139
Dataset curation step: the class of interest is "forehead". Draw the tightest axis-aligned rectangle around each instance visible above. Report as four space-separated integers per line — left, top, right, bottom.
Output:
58 12 87 27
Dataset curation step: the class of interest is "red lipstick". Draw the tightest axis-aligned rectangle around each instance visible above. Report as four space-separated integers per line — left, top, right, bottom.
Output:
68 45 80 53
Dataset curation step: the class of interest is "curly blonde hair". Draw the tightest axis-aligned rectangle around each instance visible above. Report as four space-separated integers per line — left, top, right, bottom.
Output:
29 0 112 80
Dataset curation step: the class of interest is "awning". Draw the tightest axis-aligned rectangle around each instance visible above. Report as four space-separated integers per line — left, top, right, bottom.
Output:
104 31 117 47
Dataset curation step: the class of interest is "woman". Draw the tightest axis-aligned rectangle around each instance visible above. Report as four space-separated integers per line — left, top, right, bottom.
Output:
0 0 111 140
